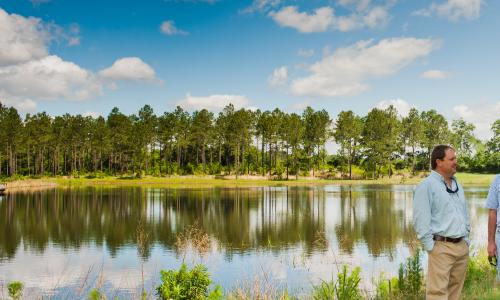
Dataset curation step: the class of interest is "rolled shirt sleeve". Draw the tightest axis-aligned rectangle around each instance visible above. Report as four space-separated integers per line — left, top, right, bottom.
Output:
413 181 435 251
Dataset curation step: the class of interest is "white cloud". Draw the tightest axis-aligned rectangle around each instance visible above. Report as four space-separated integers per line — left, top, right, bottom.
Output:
268 66 288 87
376 99 413 117
176 93 250 111
241 0 282 14
0 91 37 113
333 6 391 31
99 57 156 81
290 37 440 97
413 0 482 21
0 8 158 110
0 55 102 101
453 102 500 140
0 8 49 66
269 6 334 33
420 69 449 79
160 20 189 35
363 6 390 28
269 4 391 33
297 49 314 57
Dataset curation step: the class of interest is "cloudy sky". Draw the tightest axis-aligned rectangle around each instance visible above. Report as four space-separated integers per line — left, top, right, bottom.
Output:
0 0 498 140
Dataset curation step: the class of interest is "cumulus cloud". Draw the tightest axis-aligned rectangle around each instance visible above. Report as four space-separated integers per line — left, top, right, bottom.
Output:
0 8 49 66
268 66 288 87
99 57 156 81
176 93 250 111
0 55 102 101
0 8 159 111
420 69 449 79
160 20 189 35
241 0 282 14
290 37 440 97
413 0 482 21
376 98 414 117
0 91 37 113
453 102 500 140
269 6 334 33
269 4 391 33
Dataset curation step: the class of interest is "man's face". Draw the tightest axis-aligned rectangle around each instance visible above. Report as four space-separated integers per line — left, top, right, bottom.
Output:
437 149 457 177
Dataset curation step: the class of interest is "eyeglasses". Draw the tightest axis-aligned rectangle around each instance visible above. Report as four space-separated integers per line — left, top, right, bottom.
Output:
489 255 497 267
444 178 459 194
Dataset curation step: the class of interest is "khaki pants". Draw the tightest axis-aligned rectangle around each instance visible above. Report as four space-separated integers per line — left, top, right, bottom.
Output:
426 240 469 300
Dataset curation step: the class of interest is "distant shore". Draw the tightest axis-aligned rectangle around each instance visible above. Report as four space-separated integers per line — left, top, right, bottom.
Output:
0 172 495 191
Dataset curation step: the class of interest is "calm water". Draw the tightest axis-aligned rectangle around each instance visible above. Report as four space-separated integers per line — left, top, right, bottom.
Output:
0 185 490 298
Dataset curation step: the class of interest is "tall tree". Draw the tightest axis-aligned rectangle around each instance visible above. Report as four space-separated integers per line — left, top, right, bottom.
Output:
421 110 450 170
191 109 214 173
451 118 477 157
362 107 400 178
401 108 423 173
334 110 363 179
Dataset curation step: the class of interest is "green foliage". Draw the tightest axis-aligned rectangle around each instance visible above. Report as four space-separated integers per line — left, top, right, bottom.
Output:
397 249 424 298
7 281 24 300
156 263 223 300
375 250 424 300
312 266 362 300
88 288 106 300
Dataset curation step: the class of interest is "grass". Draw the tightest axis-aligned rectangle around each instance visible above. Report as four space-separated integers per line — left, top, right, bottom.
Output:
461 251 500 299
1 172 495 190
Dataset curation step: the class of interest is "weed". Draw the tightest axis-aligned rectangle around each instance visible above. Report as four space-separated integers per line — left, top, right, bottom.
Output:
7 281 23 300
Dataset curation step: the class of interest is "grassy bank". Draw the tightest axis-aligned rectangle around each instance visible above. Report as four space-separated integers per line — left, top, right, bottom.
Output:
1 172 495 190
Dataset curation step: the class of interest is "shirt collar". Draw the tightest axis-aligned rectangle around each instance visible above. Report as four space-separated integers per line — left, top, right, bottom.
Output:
430 170 456 183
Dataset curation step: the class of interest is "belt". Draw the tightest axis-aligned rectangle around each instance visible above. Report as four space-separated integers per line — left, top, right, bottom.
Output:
433 235 463 243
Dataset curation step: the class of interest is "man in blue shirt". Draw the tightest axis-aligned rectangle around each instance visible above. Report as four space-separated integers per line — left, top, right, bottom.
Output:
485 174 500 278
413 145 470 300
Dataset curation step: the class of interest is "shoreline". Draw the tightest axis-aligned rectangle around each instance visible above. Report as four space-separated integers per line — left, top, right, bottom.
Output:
0 172 495 191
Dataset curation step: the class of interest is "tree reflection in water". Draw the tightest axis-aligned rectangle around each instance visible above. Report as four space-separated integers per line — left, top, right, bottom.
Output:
0 186 425 263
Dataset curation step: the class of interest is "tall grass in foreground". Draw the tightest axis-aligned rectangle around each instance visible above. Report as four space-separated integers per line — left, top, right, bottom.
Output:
461 250 500 300
4 244 500 299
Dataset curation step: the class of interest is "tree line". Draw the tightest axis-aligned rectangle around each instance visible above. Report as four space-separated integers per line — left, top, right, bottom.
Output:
0 102 498 179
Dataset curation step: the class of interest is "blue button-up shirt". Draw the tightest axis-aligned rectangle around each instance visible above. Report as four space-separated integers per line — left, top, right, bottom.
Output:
413 170 471 251
484 174 500 227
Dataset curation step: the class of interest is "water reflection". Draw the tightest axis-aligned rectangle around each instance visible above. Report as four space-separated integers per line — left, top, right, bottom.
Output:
0 185 490 297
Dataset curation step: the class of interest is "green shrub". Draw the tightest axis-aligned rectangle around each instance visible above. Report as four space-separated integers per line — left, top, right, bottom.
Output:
7 281 24 300
313 266 362 300
375 250 424 300
156 263 223 300
88 288 106 300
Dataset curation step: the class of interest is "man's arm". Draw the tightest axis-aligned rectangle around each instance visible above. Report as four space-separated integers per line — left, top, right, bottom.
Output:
413 182 434 251
488 209 497 257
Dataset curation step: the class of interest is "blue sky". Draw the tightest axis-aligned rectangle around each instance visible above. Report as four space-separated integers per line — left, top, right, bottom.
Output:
0 0 498 140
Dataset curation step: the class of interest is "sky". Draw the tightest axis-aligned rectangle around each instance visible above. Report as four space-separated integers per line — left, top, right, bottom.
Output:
0 0 498 140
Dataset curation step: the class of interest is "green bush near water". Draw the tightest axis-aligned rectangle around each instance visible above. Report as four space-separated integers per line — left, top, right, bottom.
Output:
375 250 424 299
156 263 223 300
7 281 23 300
312 266 363 300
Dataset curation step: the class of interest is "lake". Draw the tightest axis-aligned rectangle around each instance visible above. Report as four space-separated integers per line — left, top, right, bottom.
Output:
0 185 489 298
